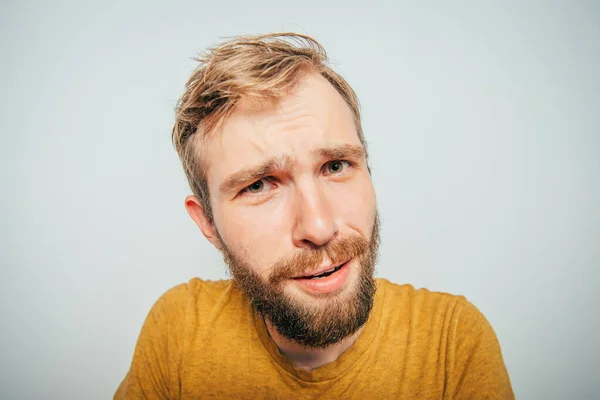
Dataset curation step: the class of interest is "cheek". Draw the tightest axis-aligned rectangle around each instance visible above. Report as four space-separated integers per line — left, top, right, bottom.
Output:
331 175 376 229
216 200 292 277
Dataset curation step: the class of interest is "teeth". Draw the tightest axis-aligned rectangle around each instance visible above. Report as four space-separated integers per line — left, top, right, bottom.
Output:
307 266 342 279
300 265 344 279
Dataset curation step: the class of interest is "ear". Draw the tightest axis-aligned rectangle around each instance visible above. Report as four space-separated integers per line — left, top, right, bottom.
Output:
184 195 223 250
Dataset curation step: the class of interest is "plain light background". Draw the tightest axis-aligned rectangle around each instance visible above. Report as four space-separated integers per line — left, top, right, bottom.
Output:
1 1 598 398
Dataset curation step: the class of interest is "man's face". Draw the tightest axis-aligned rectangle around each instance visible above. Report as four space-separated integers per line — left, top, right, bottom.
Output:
200 73 379 347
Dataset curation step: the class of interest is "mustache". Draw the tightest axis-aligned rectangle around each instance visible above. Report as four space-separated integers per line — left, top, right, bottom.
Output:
267 233 370 285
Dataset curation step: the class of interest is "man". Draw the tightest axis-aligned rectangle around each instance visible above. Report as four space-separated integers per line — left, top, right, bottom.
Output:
115 33 514 399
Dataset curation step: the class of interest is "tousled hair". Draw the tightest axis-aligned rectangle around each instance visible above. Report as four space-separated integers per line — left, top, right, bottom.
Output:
172 33 365 222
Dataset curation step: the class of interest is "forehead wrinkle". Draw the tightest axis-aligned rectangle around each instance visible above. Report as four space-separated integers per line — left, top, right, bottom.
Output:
262 111 320 145
271 153 294 172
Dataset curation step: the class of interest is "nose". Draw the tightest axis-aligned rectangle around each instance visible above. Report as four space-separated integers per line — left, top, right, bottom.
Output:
291 181 338 249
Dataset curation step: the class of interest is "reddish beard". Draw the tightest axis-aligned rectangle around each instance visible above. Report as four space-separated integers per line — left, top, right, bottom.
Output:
220 214 380 348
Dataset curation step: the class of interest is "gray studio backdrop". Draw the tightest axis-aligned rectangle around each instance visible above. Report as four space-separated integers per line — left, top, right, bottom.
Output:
1 1 598 399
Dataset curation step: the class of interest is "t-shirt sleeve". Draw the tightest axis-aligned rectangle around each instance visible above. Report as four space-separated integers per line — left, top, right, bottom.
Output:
114 284 188 399
446 298 515 399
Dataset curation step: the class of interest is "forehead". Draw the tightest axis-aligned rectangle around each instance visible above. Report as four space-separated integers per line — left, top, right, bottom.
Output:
203 74 361 186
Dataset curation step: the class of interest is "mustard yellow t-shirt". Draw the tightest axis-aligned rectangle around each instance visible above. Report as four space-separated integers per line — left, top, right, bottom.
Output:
115 278 513 399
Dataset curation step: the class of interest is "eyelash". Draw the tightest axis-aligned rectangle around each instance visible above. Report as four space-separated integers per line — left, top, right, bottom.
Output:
240 160 353 196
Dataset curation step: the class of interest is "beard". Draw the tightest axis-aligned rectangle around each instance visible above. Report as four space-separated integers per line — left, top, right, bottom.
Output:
219 213 380 349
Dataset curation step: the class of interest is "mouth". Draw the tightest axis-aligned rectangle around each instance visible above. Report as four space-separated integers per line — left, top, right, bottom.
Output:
291 259 352 294
293 264 345 280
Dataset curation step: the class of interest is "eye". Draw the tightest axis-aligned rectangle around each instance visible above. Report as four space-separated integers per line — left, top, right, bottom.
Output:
248 180 264 193
242 178 274 195
325 160 350 174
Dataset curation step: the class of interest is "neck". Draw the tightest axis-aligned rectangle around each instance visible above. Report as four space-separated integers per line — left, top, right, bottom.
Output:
264 319 364 371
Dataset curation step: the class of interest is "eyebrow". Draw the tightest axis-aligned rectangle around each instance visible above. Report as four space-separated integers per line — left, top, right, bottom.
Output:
219 155 293 195
219 144 366 195
311 144 366 161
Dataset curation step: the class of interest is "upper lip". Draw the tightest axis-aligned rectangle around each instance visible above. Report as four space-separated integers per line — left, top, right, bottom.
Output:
293 259 350 278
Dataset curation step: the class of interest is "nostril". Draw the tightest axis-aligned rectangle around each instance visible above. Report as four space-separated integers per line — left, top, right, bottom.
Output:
300 239 324 249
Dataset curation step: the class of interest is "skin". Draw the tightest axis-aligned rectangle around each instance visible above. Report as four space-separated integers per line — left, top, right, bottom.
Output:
185 73 378 370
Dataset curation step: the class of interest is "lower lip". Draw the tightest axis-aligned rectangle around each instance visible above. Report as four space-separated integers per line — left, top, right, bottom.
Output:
292 260 351 294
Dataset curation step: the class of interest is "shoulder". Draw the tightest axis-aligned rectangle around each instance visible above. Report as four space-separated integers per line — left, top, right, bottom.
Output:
375 278 468 317
149 278 236 321
375 278 493 337
373 279 514 397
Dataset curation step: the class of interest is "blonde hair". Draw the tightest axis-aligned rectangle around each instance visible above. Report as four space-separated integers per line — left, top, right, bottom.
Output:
172 33 365 221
